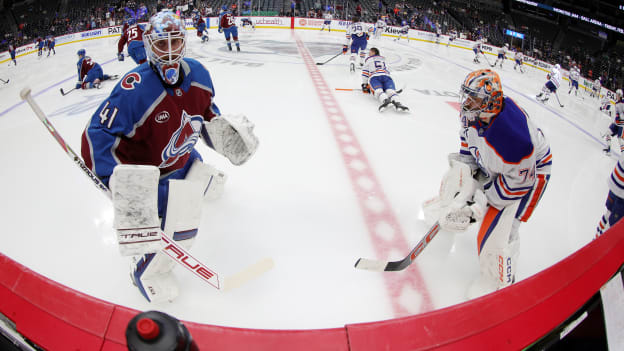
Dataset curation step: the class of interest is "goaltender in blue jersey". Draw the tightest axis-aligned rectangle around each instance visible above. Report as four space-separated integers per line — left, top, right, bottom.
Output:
361 47 409 112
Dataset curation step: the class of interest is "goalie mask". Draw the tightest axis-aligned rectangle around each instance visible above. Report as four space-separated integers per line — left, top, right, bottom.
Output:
143 11 186 85
459 69 503 127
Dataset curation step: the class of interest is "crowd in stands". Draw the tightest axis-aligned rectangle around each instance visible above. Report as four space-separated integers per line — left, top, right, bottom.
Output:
0 0 621 91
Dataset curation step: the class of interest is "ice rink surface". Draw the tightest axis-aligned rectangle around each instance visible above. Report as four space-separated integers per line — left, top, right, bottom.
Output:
0 28 618 329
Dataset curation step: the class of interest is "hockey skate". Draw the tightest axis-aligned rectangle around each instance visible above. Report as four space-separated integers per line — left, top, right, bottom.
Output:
378 98 392 112
237 46 240 52
392 101 409 112
350 62 355 73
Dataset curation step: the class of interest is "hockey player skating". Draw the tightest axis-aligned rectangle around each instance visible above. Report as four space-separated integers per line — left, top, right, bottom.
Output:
219 6 240 51
46 36 56 56
472 40 484 64
568 63 580 95
428 69 552 298
118 17 147 64
600 94 613 117
80 11 258 303
447 29 457 47
435 23 441 44
590 77 601 99
75 49 116 89
361 47 408 112
343 16 369 72
8 42 16 65
194 14 209 42
513 50 524 73
374 16 386 39
602 90 624 155
320 12 332 31
394 21 409 42
492 44 508 68
536 63 562 104
597 128 624 237
36 37 44 57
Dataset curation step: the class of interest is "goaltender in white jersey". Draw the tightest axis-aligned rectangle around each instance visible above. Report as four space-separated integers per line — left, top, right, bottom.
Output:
426 69 552 298
361 47 409 112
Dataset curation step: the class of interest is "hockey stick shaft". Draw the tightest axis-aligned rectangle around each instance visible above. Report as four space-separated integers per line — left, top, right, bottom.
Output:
354 222 440 271
19 87 223 289
0 78 8 83
554 90 564 107
316 51 342 65
335 88 403 93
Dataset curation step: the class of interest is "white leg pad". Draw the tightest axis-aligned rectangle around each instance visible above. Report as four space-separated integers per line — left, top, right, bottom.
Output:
131 179 205 303
110 165 162 256
185 159 228 201
467 203 520 299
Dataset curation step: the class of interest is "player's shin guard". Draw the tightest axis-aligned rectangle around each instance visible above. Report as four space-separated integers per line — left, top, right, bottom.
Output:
467 203 520 299
132 178 205 303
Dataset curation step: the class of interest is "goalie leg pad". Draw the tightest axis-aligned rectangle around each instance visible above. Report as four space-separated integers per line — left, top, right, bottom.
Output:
131 179 204 302
110 165 162 256
468 202 520 298
185 158 228 201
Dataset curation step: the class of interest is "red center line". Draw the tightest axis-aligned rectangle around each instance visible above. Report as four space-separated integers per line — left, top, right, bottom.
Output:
294 35 433 316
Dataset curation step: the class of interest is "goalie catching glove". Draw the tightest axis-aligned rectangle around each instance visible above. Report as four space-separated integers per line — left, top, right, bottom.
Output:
203 114 259 165
439 188 487 232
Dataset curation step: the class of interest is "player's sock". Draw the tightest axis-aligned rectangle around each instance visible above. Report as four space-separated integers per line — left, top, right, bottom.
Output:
227 42 232 51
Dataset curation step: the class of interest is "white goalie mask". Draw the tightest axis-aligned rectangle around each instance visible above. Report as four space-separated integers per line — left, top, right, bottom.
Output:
143 11 187 85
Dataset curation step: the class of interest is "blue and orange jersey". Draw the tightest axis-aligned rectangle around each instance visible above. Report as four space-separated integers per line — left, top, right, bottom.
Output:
460 97 551 209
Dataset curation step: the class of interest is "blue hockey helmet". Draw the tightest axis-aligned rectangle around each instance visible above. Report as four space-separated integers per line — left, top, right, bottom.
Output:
77 48 86 57
222 5 228 11
143 10 186 85
127 17 136 25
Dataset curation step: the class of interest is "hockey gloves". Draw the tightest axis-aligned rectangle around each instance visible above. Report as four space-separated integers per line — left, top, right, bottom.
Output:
361 83 370 94
342 45 348 54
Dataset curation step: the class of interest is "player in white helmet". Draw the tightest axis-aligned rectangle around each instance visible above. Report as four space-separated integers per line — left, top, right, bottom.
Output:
536 63 562 103
425 69 552 298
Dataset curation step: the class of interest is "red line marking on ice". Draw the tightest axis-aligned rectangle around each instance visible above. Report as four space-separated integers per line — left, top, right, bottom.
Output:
294 35 433 316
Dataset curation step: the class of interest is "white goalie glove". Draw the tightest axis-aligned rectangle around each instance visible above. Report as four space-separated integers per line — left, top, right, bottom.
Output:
423 153 489 231
439 188 488 232
203 114 259 165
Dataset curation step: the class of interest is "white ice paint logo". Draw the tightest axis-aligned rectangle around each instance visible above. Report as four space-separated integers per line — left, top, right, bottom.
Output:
159 110 203 168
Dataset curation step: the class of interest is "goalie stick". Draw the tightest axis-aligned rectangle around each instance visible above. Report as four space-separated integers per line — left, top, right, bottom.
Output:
355 222 440 271
20 87 273 291
316 51 342 65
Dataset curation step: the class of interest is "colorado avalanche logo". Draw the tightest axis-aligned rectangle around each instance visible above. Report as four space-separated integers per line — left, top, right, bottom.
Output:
469 146 490 178
159 110 204 168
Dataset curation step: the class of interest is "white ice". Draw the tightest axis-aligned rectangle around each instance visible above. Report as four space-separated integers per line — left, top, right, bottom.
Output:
0 28 616 329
